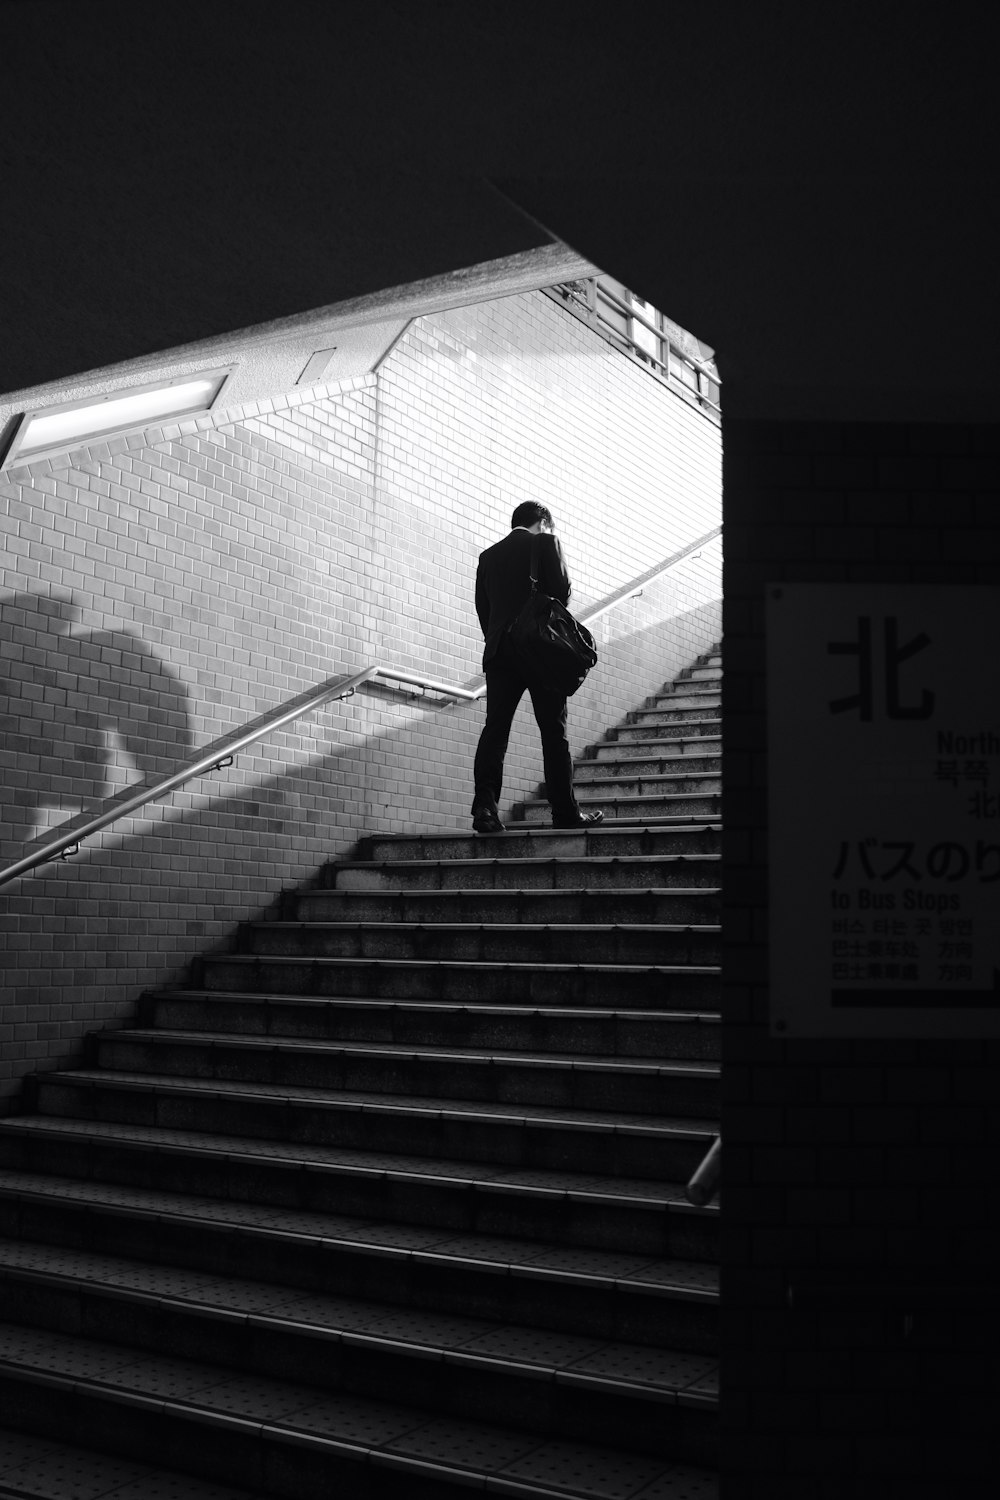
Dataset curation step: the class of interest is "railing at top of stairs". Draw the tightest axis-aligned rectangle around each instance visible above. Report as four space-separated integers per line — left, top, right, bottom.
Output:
0 526 721 890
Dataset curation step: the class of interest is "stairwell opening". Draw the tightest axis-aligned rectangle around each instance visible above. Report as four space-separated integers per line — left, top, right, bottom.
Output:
0 258 723 1499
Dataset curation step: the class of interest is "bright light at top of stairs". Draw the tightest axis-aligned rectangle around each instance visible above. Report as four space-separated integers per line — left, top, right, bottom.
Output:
4 368 232 467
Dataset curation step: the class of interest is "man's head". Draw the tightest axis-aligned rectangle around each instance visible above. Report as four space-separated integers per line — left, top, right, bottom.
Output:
511 501 554 533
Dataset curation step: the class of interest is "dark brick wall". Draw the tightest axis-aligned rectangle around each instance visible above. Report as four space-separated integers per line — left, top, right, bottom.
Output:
721 418 1000 1497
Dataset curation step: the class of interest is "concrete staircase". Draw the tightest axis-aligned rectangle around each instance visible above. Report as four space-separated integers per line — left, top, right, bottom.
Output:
0 648 722 1500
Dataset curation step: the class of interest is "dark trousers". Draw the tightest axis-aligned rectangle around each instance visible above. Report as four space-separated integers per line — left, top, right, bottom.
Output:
472 636 578 817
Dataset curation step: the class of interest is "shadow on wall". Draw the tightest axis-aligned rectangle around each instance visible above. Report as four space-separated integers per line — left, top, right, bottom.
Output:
0 592 194 852
0 597 722 890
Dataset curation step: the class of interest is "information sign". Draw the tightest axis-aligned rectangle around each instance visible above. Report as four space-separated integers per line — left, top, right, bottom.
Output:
767 585 1000 1036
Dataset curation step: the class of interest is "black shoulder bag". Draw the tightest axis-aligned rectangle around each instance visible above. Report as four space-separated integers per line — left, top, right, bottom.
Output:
506 534 598 696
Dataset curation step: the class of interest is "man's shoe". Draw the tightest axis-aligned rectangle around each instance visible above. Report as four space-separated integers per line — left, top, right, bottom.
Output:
472 808 505 833
552 809 604 829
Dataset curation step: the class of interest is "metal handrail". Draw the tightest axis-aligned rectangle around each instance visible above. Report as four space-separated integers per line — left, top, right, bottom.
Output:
593 282 717 375
685 1134 721 1206
371 666 483 701
549 280 721 415
0 527 721 889
0 668 380 890
579 527 721 627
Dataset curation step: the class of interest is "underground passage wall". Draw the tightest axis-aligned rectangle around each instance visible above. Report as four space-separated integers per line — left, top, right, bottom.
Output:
0 287 722 1109
721 418 1000 1496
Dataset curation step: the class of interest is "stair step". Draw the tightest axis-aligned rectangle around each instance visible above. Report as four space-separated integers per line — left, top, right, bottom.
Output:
24 1072 715 1181
196 955 721 1009
612 721 722 743
518 795 721 824
0 1425 260 1500
239 921 722 967
330 852 722 891
0 1131 720 1259
575 756 720 779
0 1176 718 1349
648 686 720 705
355 822 721 863
590 735 720 762
0 1325 718 1495
567 772 722 795
0 1242 718 1453
290 887 721 925
632 691 719 710
141 994 722 1062
0 649 724 1495
90 1031 722 1118
624 707 721 728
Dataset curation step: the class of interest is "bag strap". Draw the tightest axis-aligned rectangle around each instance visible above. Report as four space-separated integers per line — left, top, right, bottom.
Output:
528 531 541 593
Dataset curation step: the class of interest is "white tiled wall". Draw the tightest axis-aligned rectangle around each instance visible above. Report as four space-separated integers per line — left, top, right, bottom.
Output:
0 291 721 1107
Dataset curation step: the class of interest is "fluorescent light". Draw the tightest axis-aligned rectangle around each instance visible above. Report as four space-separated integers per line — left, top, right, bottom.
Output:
2 368 233 468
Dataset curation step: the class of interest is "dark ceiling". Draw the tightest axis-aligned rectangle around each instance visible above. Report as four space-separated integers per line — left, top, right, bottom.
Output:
2 0 996 420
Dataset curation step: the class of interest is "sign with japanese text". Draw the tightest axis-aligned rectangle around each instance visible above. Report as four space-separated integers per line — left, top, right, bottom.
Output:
767 585 1000 1036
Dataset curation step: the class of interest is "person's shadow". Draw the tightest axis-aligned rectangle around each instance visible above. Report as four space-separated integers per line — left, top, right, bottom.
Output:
0 591 194 851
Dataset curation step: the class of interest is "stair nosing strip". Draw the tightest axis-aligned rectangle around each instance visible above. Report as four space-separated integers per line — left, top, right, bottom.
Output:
0 1195 719 1296
146 992 723 1021
333 854 723 868
0 1354 377 1456
206 956 723 975
570 772 722 781
148 991 723 1017
298 885 723 897
101 1032 721 1074
520 798 720 810
33 1068 719 1134
552 1368 677 1401
361 822 721 842
367 1450 486 1489
31 1072 717 1136
254 921 722 934
0 1147 712 1213
0 1289 710 1402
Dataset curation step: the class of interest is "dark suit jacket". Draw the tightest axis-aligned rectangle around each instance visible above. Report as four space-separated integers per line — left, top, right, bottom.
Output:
475 527 572 667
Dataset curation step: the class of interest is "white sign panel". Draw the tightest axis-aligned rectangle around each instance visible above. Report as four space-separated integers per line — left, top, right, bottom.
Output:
767 585 1000 1037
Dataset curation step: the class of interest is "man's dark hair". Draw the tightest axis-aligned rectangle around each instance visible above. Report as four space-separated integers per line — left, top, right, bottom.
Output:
511 502 553 530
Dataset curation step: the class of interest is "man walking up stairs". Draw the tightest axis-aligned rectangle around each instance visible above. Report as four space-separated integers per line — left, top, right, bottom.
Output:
0 648 723 1500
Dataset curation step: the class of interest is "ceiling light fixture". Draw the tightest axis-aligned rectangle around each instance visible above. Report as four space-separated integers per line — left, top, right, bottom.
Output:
1 367 234 470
